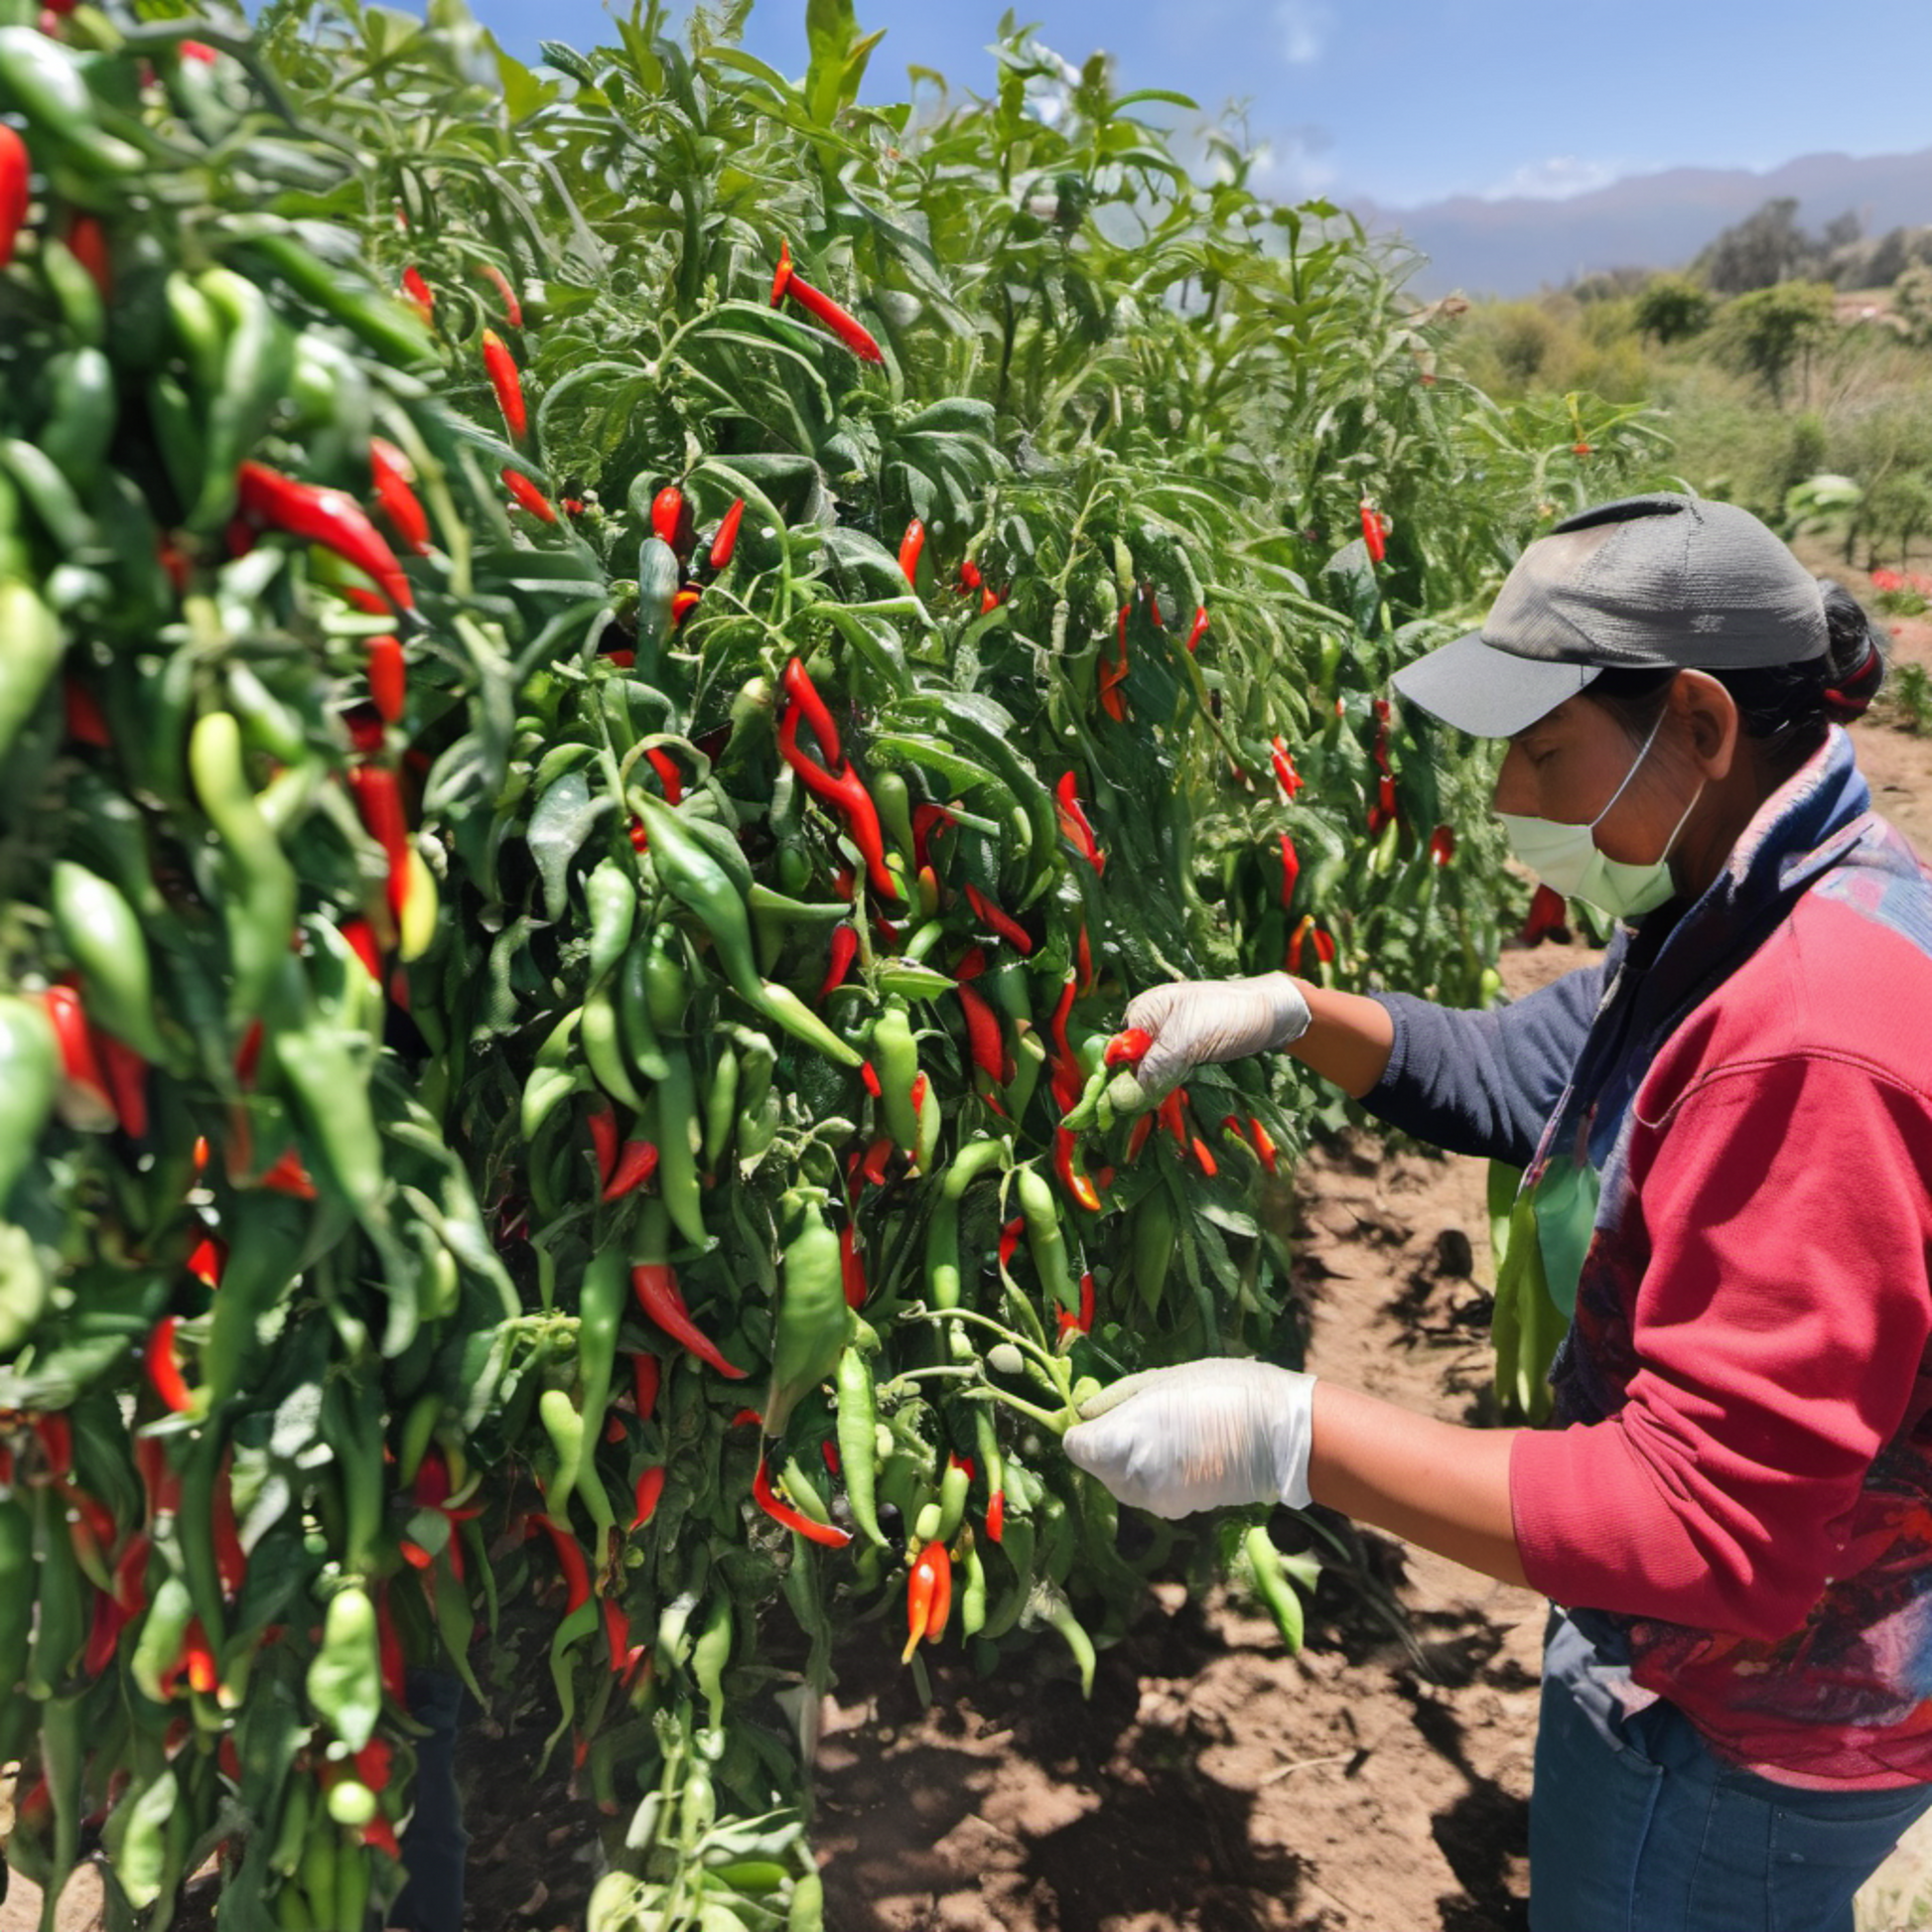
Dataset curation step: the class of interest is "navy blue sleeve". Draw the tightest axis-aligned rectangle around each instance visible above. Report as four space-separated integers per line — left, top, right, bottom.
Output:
1359 966 1605 1168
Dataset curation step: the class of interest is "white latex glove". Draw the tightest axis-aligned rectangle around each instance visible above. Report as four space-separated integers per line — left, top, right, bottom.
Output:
1062 1358 1317 1518
1122 974 1311 1099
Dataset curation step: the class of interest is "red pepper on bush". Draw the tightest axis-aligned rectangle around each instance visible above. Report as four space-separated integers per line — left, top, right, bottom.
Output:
771 247 884 362
501 469 556 522
236 462 415 612
708 497 745 571
901 1541 951 1658
482 328 527 442
476 261 522 326
368 438 430 554
0 127 28 270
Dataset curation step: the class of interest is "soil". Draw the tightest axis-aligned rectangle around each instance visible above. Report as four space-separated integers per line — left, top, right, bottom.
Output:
6 643 1931 1932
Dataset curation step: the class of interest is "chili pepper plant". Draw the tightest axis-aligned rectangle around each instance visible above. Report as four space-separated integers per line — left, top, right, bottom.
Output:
0 0 1669 1923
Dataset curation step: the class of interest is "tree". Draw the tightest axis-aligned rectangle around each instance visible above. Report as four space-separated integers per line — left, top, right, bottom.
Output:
1699 197 1813 295
1895 263 1932 349
1714 281 1837 406
1633 274 1714 345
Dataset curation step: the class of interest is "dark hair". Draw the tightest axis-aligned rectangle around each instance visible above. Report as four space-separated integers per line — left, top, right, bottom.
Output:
1585 580 1887 751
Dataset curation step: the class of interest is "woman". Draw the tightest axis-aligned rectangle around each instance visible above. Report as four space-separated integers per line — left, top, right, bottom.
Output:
1064 493 1932 1930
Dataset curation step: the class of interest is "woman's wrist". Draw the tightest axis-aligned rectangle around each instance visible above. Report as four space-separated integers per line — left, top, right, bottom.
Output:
1282 981 1397 1099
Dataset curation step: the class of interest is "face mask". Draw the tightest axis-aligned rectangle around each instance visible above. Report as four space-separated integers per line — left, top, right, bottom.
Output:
1496 710 1705 919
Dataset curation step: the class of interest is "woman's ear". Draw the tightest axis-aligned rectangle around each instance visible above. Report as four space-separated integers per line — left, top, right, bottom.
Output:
1674 670 1738 780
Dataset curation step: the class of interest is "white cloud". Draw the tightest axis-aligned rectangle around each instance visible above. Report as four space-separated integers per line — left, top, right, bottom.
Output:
1481 155 1623 202
1276 0 1331 67
1247 129 1339 200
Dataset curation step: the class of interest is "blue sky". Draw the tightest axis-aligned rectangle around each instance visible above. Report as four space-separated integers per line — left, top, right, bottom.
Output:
469 0 1932 211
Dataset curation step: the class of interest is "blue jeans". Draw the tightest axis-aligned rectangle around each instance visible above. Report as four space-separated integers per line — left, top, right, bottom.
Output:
1531 1621 1932 1931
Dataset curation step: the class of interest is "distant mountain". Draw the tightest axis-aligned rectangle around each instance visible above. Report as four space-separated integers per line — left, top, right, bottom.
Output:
1367 147 1932 298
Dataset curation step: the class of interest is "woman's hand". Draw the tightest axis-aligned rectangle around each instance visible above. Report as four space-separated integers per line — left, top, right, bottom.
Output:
1062 1359 1317 1517
1121 974 1311 1097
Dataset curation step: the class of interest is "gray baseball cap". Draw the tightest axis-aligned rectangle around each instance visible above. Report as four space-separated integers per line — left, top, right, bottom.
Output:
1393 493 1829 738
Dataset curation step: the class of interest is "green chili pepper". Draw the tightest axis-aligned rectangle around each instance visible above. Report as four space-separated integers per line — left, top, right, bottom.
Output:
50 861 165 1062
871 1002 920 1151
190 710 298 1034
583 857 635 985
571 1245 626 1538
39 345 115 492
306 1585 381 1752
1241 1522 1307 1652
1133 1186 1177 1313
958 1535 988 1639
1017 1168 1077 1316
981 1513 1036 1640
1035 1584 1096 1697
702 1038 739 1172
114 1766 180 1912
27 1481 82 1699
766 1196 848 1434
581 982 644 1110
0 579 62 765
0 995 58 1207
190 266 296 532
924 1138 1007 1311
616 932 672 1081
834 1346 887 1547
691 1592 733 1729
234 231 436 369
632 792 860 1066
935 1454 971 1544
539 1387 586 1528
655 1048 707 1250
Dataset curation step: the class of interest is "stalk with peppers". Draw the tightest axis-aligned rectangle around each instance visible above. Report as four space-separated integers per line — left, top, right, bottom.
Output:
0 0 1659 1922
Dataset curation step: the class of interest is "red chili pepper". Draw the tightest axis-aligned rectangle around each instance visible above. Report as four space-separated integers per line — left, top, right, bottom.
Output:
338 913 381 979
910 803 956 872
781 270 884 363
953 944 987 982
376 1584 407 1701
985 1488 1006 1544
354 1739 394 1795
979 583 1000 616
859 1060 883 1101
1125 1114 1155 1164
368 438 431 555
0 126 28 271
187 1232 225 1289
645 747 684 804
1279 832 1301 907
754 1459 853 1547
1189 1135 1218 1177
631 1263 747 1379
42 985 113 1129
182 1619 219 1696
1312 927 1336 966
672 586 701 626
476 260 523 326
775 715 897 898
64 676 109 747
94 1033 149 1140
501 468 556 522
839 1223 867 1310
64 212 109 299
1249 1116 1281 1173
1076 920 1095 996
1053 772 1106 874
897 518 925 583
956 983 1007 1085
650 485 694 557
901 1541 950 1659
399 1539 434 1572
629 1465 665 1531
1045 975 1080 1110
708 497 746 571
1054 1128 1103 1213
822 1441 842 1477
858 1136 894 1188
632 1353 661 1422
586 1100 618 1185
257 1148 318 1198
963 885 1032 955
348 764 412 922
819 923 858 1005
1360 498 1387 564
1055 1270 1096 1340
769 238 792 307
780 656 841 764
1157 1087 1188 1151
1572 442 1593 458
482 328 526 442
367 636 406 724
1269 737 1304 801
1104 1028 1152 1068
601 1140 659 1202
1098 681 1128 724
235 462 414 612
542 1519 592 1613
1184 606 1209 654
1429 824 1456 866
998 1215 1025 1274
144 1315 192 1414
400 265 434 321
1520 883 1568 946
